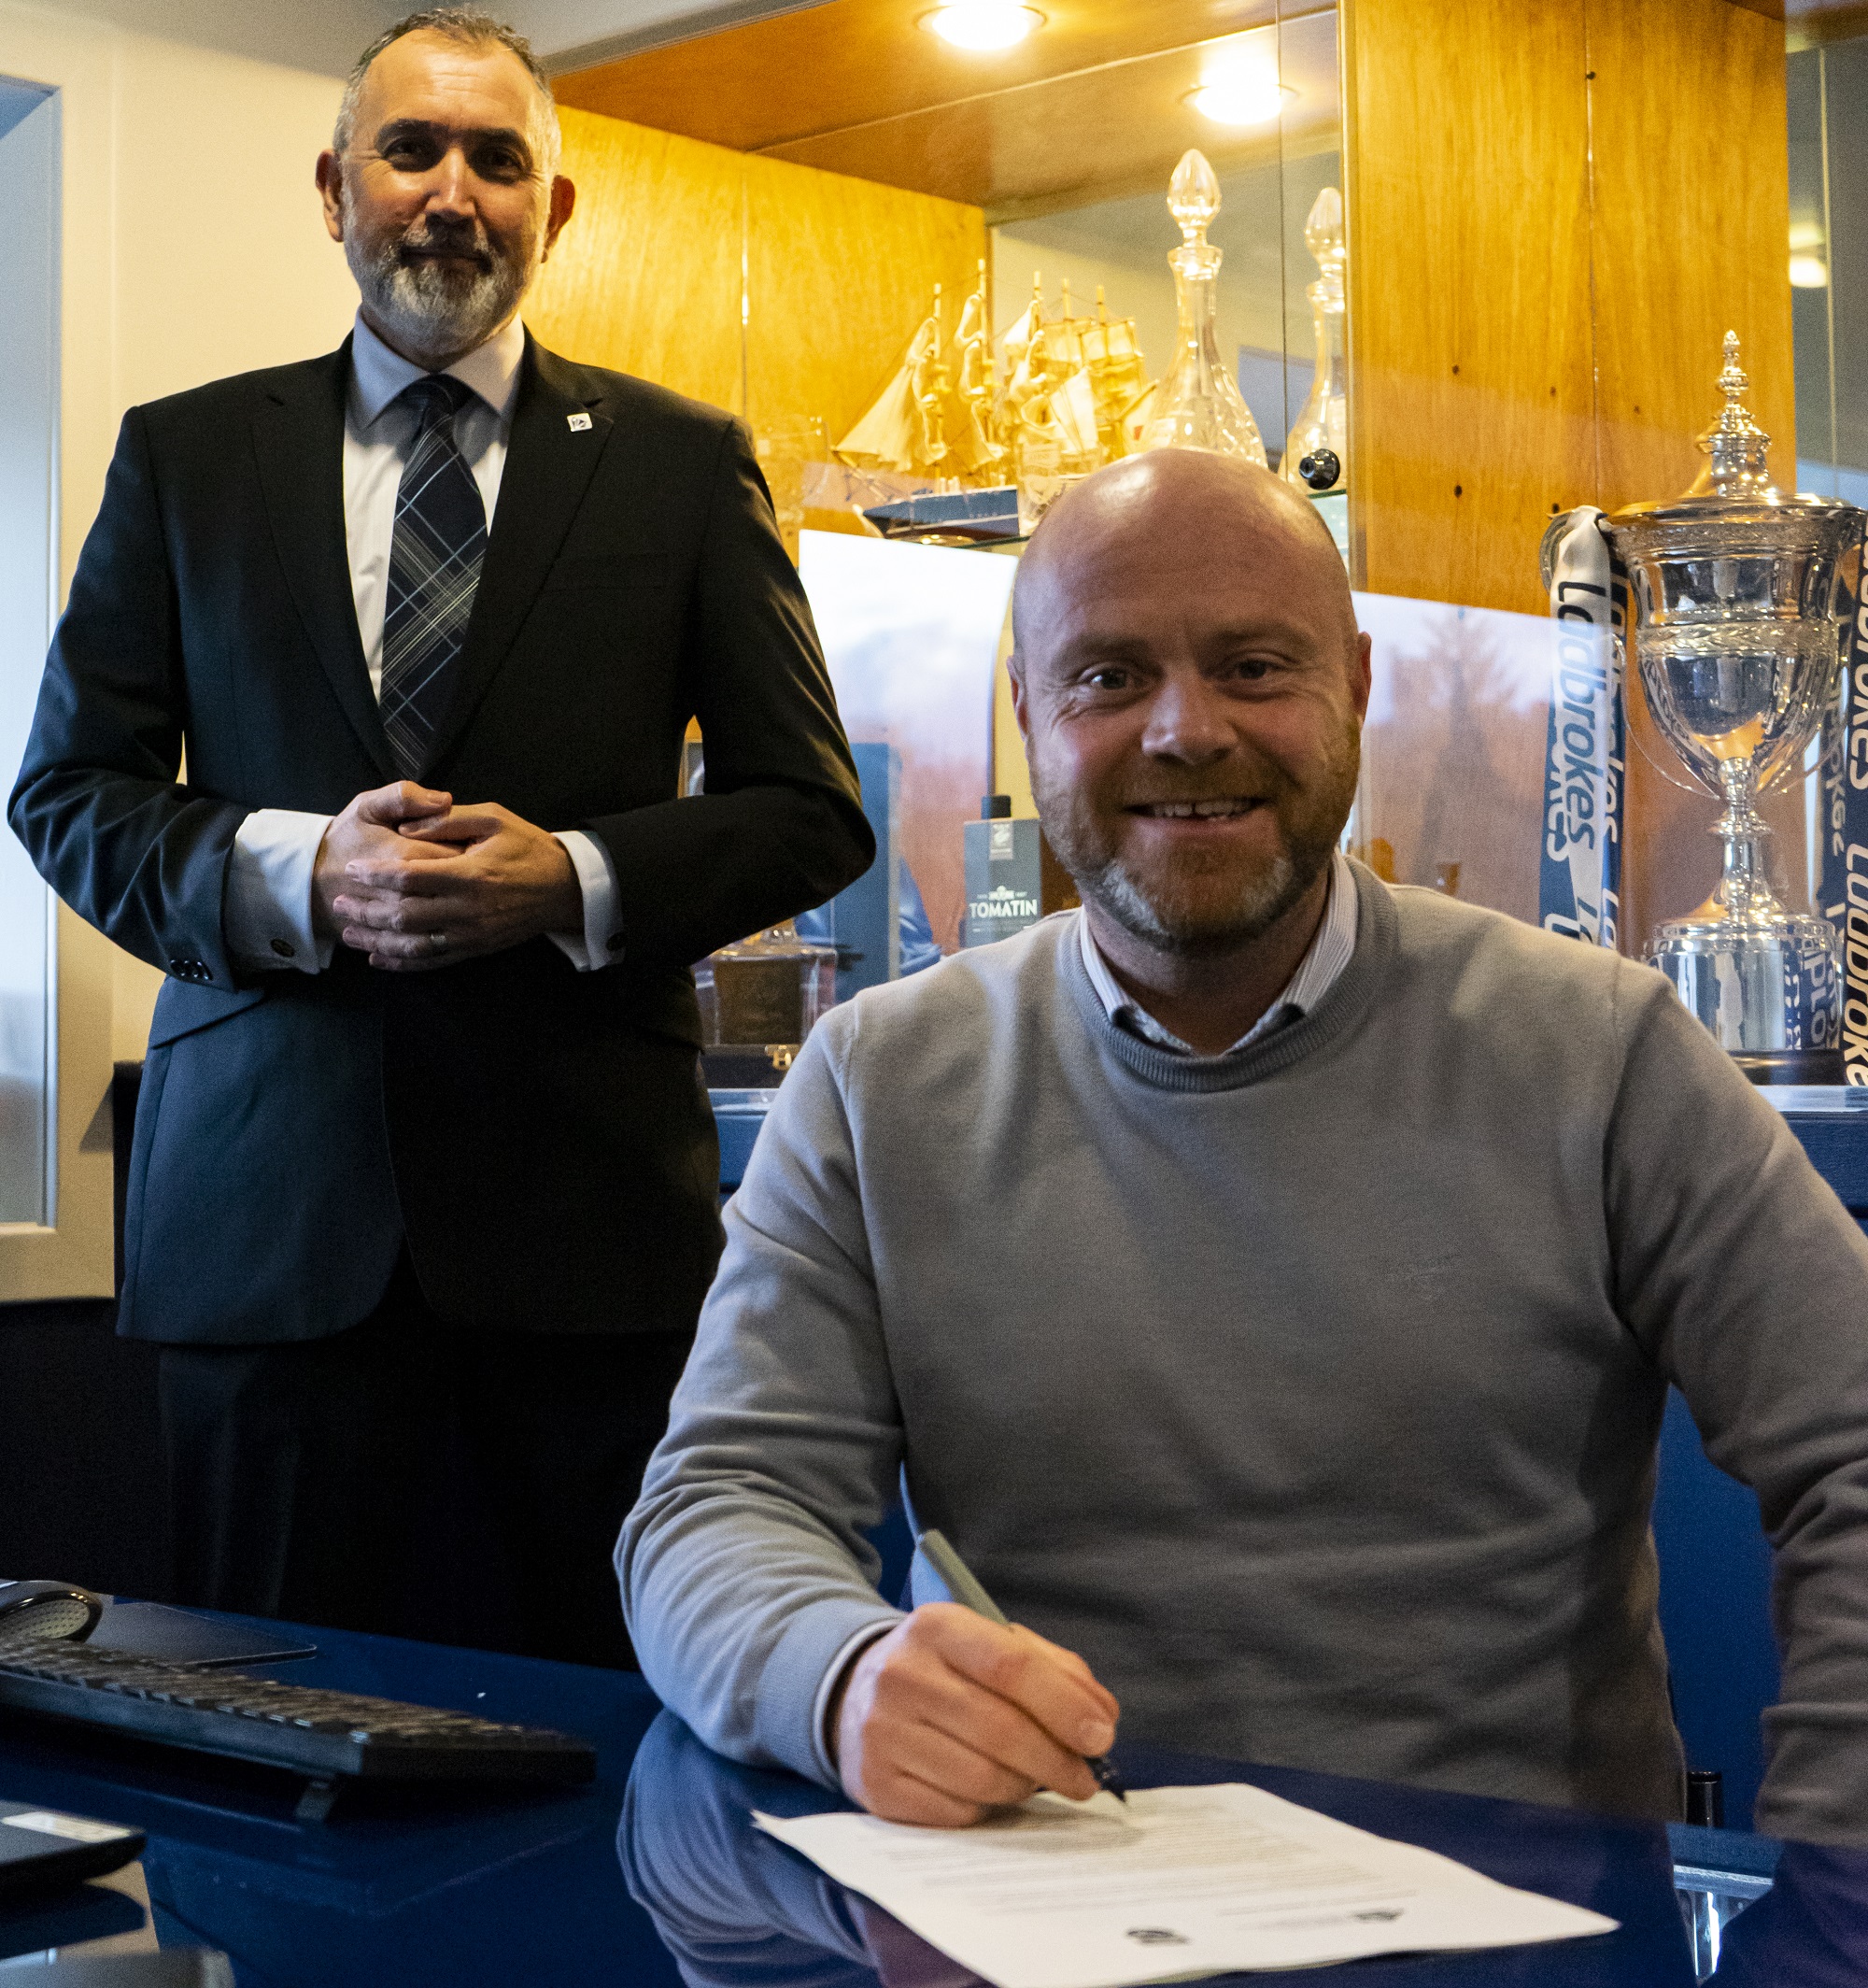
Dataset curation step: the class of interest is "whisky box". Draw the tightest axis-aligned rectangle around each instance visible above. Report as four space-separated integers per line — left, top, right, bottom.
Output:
963 816 1044 947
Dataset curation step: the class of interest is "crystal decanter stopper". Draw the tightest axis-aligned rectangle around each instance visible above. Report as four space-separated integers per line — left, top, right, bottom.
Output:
1140 149 1267 464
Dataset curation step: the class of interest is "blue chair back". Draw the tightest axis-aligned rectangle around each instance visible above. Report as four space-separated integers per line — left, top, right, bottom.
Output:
1652 1094 1868 1833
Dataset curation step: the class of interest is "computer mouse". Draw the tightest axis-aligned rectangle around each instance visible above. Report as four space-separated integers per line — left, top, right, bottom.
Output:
0 1580 104 1642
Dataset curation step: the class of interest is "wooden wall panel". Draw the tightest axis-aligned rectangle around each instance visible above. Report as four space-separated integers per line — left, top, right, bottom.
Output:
1586 0 1800 946
1588 1 1794 516
554 0 1310 156
1344 0 1801 944
526 105 987 454
1345 0 1792 606
743 154 985 446
526 106 745 411
758 31 1340 217
1342 0 1596 618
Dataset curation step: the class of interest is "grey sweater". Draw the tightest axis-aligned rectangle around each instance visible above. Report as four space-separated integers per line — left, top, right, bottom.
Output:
620 864 1868 1843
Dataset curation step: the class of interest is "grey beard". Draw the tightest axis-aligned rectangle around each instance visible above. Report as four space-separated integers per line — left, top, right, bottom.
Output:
1082 843 1307 958
344 204 531 364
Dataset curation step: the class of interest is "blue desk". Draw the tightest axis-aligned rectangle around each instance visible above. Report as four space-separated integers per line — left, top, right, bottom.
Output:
0 1609 1855 1983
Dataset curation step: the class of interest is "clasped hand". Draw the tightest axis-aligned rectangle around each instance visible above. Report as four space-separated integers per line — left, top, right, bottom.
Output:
313 780 582 972
832 1604 1120 1826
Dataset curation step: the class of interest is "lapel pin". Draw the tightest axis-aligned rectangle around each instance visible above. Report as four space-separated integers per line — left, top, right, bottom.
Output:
567 412 594 433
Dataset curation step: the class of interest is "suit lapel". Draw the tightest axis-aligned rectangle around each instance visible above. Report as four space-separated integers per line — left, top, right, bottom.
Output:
251 342 395 779
421 334 615 775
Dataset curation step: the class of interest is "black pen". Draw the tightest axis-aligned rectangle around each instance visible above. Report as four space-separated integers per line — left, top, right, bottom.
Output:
914 1527 1128 1804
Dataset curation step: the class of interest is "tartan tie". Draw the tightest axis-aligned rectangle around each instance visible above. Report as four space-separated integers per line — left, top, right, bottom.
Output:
379 375 487 779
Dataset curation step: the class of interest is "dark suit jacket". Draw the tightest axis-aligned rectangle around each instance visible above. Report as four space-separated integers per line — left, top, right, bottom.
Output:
8 334 872 1344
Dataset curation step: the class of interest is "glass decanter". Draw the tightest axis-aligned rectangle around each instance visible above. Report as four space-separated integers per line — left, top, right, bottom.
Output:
1281 186 1348 491
1140 149 1266 464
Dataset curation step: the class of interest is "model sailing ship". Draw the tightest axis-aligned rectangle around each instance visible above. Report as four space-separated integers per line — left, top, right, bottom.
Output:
832 149 1303 539
834 263 1156 539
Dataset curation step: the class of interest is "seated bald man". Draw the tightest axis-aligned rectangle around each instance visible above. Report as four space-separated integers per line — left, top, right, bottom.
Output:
619 451 1868 1846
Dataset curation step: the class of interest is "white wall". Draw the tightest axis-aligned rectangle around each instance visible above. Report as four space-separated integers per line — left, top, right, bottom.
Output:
3 1 359 1072
35 0 396 79
523 0 822 67
27 0 823 76
0 83 56 1228
0 0 360 1296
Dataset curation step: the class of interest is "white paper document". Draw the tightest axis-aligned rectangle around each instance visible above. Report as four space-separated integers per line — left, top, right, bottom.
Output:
754 1782 1619 1988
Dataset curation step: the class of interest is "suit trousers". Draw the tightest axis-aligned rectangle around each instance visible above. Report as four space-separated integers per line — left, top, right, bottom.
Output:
157 1255 693 1668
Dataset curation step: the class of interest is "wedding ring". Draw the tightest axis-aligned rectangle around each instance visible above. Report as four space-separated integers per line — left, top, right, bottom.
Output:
430 932 449 956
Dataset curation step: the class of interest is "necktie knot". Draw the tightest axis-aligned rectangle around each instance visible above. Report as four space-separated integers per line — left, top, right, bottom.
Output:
399 374 476 433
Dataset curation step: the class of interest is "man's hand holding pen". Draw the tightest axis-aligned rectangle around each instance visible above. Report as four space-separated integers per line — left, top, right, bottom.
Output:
828 1605 1121 1826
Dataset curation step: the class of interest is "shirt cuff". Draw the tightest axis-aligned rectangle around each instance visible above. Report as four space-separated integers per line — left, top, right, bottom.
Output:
548 830 624 972
810 1619 900 1787
226 809 333 973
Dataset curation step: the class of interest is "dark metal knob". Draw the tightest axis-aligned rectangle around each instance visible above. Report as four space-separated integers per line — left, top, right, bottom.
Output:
1297 448 1341 492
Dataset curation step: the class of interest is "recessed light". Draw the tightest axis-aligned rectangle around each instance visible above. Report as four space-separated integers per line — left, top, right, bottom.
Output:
921 3 1042 51
1790 253 1829 290
1186 74 1293 127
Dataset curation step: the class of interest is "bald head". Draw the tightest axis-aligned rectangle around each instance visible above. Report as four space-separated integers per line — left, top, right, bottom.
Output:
1011 449 1356 671
1004 445 1371 973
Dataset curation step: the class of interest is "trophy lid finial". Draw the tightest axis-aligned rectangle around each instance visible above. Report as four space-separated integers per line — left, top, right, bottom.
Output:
1168 149 1222 246
1689 330 1774 499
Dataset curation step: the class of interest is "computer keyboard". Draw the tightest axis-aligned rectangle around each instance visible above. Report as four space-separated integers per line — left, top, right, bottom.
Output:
0 1634 597 1789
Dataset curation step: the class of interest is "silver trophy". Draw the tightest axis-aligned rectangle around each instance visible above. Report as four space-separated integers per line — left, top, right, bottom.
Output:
1606 334 1862 1083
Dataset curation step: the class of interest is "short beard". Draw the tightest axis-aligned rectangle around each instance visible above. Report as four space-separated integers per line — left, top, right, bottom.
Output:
1037 718 1359 959
1090 841 1304 958
343 190 534 365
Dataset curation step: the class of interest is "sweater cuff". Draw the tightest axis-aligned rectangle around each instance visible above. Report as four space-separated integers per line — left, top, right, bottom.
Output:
766 1595 905 1789
809 1619 900 1788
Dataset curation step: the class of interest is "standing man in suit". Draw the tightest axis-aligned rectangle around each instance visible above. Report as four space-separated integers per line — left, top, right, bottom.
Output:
8 7 872 1668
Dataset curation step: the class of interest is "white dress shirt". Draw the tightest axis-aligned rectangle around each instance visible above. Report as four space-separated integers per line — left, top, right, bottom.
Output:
1077 845 1358 1057
223 311 622 973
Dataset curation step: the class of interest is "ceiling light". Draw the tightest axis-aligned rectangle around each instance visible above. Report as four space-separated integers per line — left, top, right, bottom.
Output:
921 3 1042 50
1186 73 1294 128
1790 253 1829 289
